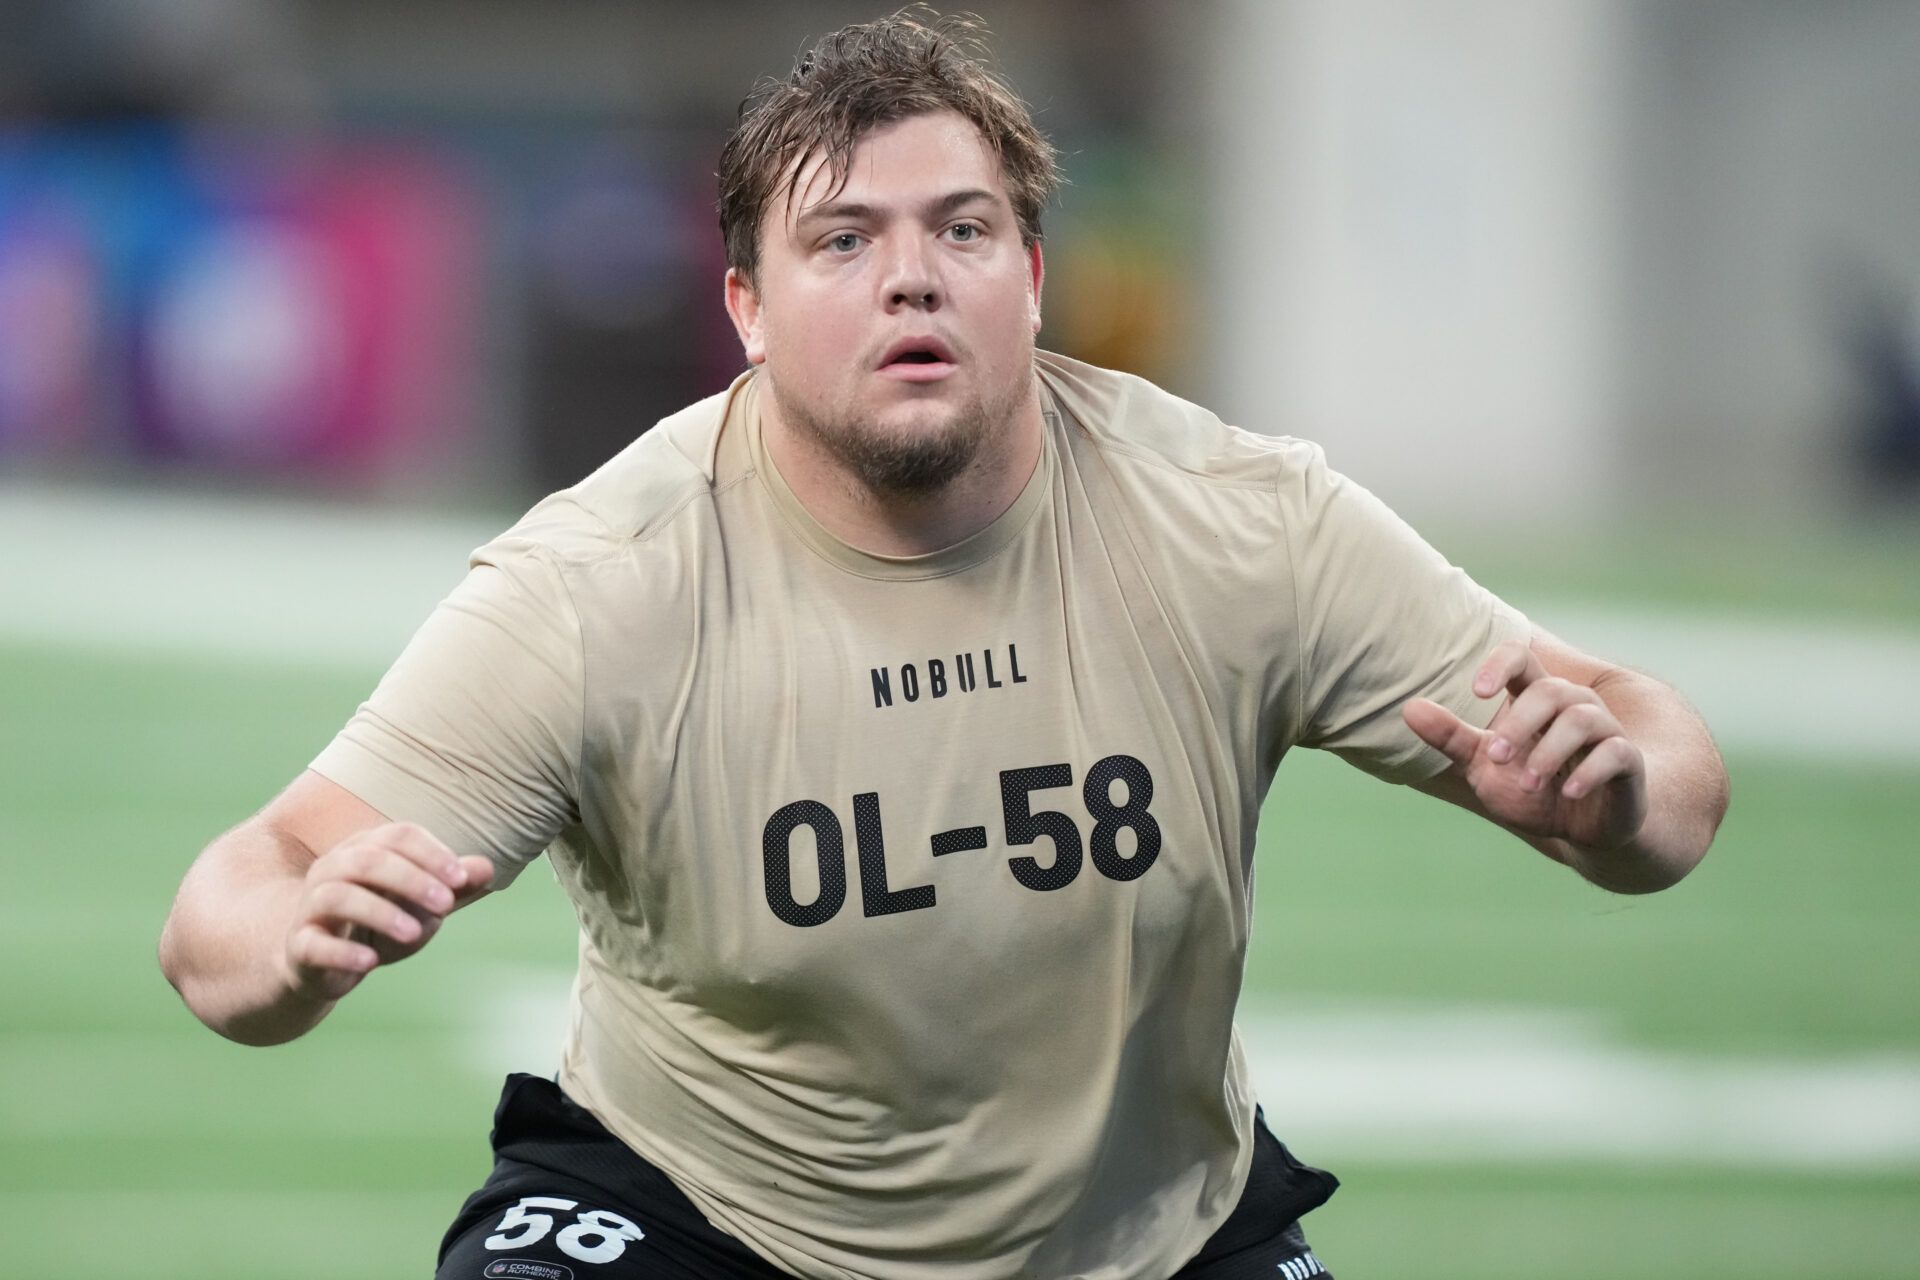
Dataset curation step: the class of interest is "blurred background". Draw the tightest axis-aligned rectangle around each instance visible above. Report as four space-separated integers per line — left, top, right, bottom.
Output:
1 1 1915 1277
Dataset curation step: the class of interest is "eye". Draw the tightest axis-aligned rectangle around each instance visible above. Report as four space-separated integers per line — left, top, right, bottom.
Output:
946 222 982 243
827 232 863 254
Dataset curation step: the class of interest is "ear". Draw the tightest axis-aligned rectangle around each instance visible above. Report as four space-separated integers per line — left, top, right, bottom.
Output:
724 267 767 365
1026 241 1045 335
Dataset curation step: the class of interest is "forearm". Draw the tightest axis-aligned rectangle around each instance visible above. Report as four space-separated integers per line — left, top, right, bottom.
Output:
1546 666 1729 894
159 822 337 1046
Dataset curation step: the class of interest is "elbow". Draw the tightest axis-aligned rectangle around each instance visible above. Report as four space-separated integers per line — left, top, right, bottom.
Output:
1672 745 1733 882
156 907 226 1037
1583 763 1730 897
1708 754 1732 833
1578 850 1698 896
156 897 296 1047
156 902 194 1002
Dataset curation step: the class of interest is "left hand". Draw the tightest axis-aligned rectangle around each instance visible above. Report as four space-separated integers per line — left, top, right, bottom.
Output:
1402 639 1648 852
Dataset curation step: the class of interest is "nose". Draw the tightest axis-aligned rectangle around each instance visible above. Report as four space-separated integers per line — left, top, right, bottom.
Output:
881 238 941 313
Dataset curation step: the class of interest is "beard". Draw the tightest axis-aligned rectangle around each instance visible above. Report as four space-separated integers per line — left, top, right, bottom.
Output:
773 367 1029 498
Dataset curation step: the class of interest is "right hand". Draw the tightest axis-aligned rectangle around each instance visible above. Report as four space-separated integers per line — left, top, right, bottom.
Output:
281 823 494 1002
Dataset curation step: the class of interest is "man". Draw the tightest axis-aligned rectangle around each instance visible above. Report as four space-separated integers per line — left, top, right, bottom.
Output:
160 11 1729 1280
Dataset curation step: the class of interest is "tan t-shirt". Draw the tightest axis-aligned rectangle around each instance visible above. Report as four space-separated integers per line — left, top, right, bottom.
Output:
312 351 1524 1280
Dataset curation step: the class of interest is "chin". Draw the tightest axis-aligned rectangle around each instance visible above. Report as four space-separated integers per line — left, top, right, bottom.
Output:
876 398 970 438
832 402 988 495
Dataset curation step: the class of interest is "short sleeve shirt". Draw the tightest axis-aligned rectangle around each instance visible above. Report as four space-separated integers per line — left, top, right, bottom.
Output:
312 351 1525 1280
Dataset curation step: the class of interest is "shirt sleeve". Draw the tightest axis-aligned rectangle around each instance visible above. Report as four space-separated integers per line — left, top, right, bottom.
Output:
309 540 584 887
1280 441 1528 783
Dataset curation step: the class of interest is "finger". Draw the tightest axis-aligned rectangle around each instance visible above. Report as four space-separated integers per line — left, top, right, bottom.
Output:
1402 697 1485 769
1524 703 1623 787
1487 680 1597 763
1561 735 1643 800
306 880 426 946
287 921 378 980
450 855 495 909
325 843 457 917
1473 640 1546 700
366 823 469 888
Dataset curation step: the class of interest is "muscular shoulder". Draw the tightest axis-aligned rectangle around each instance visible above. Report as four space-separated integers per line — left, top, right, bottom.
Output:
1035 350 1301 493
484 378 741 567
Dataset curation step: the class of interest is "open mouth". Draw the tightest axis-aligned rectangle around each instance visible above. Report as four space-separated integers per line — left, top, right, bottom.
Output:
878 337 958 370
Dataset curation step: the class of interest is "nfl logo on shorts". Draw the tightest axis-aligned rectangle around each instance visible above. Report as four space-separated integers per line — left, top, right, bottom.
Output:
484 1261 573 1280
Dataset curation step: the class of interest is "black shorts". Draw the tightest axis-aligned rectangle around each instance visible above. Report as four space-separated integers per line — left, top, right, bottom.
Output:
437 1074 1338 1280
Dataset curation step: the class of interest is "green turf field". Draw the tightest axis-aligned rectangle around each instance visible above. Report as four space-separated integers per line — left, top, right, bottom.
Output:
4 549 1917 1277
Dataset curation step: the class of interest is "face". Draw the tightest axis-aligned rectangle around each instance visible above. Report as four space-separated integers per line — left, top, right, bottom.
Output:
725 110 1044 496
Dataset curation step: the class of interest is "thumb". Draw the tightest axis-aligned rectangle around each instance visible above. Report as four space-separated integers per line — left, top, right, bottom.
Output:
1402 697 1483 769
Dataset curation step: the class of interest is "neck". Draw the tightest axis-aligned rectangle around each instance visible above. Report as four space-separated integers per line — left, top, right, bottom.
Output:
759 377 1046 557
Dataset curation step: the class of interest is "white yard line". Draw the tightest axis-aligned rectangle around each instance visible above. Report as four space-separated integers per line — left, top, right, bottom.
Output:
1524 602 1920 769
1238 1001 1920 1170
465 966 1920 1170
6 482 1917 762
0 482 501 671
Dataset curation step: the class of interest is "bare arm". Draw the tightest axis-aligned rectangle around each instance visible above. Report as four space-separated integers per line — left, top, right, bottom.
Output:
1402 628 1729 894
159 770 493 1046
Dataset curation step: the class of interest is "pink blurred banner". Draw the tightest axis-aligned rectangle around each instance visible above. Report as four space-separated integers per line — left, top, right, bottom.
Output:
0 128 481 481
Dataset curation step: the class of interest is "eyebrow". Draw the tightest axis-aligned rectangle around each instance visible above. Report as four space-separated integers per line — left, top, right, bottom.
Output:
795 188 1001 231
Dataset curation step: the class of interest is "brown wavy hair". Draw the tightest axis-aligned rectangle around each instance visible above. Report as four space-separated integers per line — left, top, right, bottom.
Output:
717 6 1062 286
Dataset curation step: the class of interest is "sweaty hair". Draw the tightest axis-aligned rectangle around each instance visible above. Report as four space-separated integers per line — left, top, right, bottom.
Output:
717 5 1061 285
